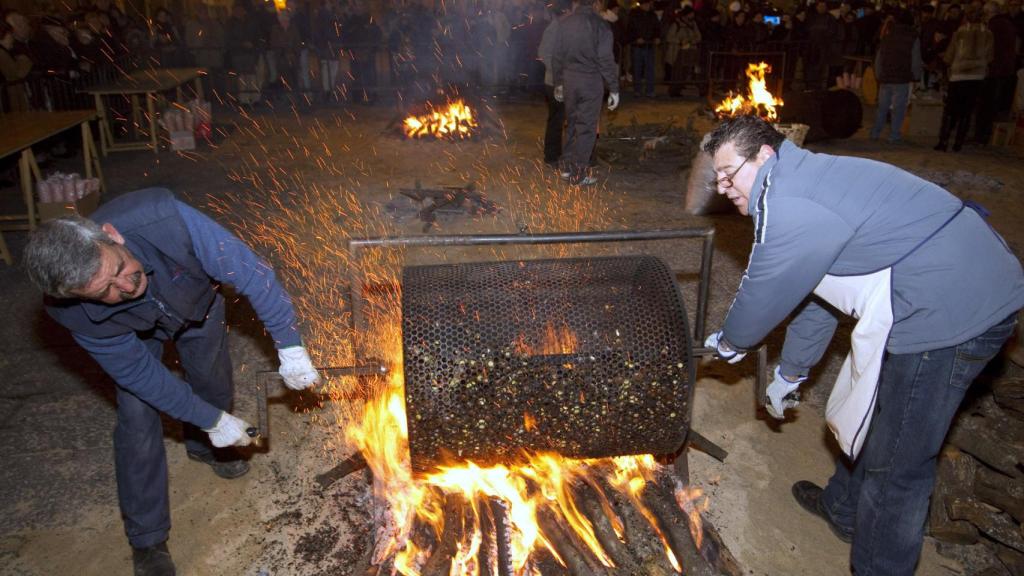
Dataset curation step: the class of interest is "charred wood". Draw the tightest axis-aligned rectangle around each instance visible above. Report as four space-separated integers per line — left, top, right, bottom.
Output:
421 494 465 576
574 480 643 575
478 497 496 576
597 478 678 576
949 498 1024 553
315 452 368 490
489 497 515 576
995 541 1024 576
536 505 611 576
641 476 716 576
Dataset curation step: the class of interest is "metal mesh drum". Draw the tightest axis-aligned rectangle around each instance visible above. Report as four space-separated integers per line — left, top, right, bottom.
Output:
401 255 693 472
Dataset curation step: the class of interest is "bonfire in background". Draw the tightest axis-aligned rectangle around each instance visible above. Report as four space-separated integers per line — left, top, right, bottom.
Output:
714 62 784 121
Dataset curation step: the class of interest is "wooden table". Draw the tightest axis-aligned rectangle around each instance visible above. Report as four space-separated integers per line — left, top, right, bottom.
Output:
81 67 204 154
0 110 105 264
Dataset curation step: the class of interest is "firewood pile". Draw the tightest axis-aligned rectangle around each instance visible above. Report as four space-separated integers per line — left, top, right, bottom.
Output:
930 374 1024 574
596 116 701 174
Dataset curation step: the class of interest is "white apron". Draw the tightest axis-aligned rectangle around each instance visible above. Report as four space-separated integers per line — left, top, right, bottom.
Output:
812 269 894 459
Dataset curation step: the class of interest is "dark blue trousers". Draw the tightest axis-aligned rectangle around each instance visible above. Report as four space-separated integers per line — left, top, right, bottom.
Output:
821 313 1017 575
114 294 233 548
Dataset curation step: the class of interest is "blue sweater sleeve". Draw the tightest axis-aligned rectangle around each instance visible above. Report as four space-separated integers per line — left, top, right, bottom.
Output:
176 202 303 348
723 196 853 349
780 298 839 377
74 331 222 428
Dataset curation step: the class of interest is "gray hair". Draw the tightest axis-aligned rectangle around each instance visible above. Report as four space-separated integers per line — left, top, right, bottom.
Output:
24 216 116 298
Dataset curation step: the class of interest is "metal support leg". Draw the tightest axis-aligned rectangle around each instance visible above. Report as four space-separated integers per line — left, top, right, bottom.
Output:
81 121 105 193
93 93 110 156
146 92 158 153
19 149 37 231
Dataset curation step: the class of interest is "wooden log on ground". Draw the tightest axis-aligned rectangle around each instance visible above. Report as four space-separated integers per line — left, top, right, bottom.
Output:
948 416 1024 478
928 447 980 544
477 497 496 576
948 498 1024 553
994 378 1024 418
995 541 1024 576
976 467 1024 523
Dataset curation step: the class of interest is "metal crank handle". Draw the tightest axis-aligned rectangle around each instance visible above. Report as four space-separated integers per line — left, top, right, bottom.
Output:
693 344 769 414
252 361 388 443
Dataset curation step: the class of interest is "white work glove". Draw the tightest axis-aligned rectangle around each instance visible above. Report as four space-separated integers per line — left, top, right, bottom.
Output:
278 346 322 391
765 365 808 420
204 412 253 448
703 330 747 364
553 85 564 102
607 92 620 111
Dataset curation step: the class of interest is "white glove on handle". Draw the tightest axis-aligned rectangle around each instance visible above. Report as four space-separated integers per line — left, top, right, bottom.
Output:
553 85 564 102
278 346 322 391
703 331 747 364
607 92 620 111
204 412 253 448
766 365 808 420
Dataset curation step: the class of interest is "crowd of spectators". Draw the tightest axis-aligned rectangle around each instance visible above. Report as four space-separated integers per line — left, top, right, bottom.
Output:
1 0 1022 115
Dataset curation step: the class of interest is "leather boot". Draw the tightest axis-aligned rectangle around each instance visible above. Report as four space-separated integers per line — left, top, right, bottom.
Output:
133 541 176 576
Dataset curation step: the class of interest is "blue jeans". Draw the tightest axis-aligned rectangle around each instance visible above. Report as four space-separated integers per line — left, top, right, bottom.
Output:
632 45 656 97
870 83 911 142
820 313 1017 575
114 295 234 548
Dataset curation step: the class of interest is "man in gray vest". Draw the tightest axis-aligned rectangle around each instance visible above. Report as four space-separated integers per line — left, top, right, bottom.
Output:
552 0 620 186
24 188 321 576
702 116 1023 575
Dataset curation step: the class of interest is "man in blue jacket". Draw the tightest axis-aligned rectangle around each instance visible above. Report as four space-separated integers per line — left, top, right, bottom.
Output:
24 188 321 576
701 116 1023 574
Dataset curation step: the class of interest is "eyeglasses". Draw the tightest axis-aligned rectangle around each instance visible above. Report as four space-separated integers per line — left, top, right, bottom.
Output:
715 157 750 189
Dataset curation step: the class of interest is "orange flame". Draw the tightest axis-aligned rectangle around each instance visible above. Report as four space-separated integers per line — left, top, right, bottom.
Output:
403 99 478 139
714 62 784 121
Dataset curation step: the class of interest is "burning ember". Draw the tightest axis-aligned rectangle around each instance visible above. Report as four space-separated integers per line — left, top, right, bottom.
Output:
403 99 478 140
714 62 784 121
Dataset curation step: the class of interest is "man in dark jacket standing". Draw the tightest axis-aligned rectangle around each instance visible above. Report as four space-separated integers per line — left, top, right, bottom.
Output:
869 10 922 142
702 116 1023 575
24 188 321 576
975 1 1018 144
552 0 620 186
627 0 660 97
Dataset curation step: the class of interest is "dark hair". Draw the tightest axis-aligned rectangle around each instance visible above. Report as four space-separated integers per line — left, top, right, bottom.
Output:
702 115 786 159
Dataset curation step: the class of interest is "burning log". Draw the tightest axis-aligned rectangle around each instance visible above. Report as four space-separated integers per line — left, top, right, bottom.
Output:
575 481 643 574
535 504 611 576
596 478 679 576
421 494 466 576
488 498 515 576
641 477 716 576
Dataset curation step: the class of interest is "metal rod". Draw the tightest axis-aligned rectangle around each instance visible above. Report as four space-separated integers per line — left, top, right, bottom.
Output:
695 230 715 344
348 228 714 250
346 228 716 369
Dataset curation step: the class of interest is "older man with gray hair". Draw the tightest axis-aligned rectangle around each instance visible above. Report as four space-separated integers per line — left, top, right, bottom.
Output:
24 187 320 576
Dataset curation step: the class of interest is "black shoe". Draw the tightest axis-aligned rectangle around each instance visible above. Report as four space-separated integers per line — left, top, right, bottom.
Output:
792 481 853 543
187 450 250 479
951 142 963 152
133 541 176 576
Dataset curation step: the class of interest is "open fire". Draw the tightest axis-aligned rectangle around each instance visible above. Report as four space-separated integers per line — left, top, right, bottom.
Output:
714 62 784 121
403 99 478 140
346 338 708 575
